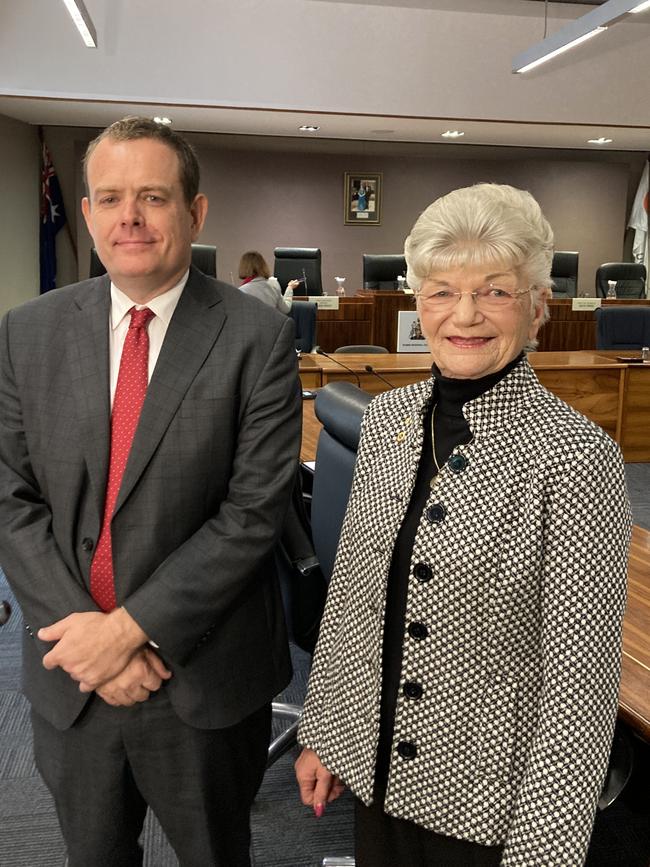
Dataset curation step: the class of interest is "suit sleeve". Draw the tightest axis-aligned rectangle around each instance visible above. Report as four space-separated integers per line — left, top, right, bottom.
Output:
501 436 631 866
123 315 302 663
0 312 99 631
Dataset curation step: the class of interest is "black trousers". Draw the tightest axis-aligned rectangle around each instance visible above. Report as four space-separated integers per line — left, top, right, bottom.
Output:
31 689 271 867
355 799 504 867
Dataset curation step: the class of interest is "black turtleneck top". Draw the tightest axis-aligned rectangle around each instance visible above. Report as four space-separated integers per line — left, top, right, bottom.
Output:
374 353 524 796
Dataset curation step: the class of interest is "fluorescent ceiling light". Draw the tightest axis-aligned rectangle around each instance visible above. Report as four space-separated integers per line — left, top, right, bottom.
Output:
441 130 465 139
588 137 613 144
153 116 172 125
61 0 97 48
513 0 648 74
516 27 605 73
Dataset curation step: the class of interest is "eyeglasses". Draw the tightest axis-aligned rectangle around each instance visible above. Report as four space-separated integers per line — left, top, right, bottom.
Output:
416 283 533 312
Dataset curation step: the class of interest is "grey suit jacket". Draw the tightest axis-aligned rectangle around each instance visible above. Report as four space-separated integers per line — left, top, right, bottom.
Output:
299 359 631 866
0 267 301 731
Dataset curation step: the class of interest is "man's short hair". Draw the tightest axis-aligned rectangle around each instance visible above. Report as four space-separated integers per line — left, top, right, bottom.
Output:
83 116 200 207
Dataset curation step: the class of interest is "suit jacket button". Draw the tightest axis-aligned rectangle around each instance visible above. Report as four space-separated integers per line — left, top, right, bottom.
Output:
81 538 94 552
413 562 432 583
403 681 423 700
397 741 417 760
408 621 428 640
426 503 446 523
448 454 468 473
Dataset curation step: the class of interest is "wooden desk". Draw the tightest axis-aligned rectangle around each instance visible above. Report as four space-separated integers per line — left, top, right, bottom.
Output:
592 351 650 462
298 354 322 389
529 351 626 445
356 290 416 352
312 352 432 394
307 297 374 353
538 299 650 352
301 399 650 741
299 351 650 461
620 525 650 741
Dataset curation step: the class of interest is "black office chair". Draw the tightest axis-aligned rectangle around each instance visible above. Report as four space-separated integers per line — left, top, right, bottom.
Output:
289 300 318 353
334 344 389 354
189 244 217 277
362 254 407 290
598 721 635 810
89 247 106 278
89 244 218 278
551 251 579 298
595 263 646 299
274 247 323 295
269 384 370 867
596 306 650 349
310 383 371 580
0 600 11 626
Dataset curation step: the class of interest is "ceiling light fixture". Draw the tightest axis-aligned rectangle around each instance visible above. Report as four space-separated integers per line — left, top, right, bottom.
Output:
299 125 320 132
153 116 172 125
61 0 97 48
588 137 613 144
513 0 649 74
441 130 465 139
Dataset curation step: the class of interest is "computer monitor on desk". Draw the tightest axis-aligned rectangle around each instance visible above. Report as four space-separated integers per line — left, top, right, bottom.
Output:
363 254 407 290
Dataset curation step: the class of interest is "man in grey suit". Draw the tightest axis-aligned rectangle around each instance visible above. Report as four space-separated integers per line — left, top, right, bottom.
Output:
0 117 301 866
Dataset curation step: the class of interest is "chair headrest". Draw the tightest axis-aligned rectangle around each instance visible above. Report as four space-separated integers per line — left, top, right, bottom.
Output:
274 247 321 260
315 382 372 451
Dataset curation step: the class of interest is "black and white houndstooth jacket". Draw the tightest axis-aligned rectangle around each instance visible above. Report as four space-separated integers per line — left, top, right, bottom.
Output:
299 358 631 866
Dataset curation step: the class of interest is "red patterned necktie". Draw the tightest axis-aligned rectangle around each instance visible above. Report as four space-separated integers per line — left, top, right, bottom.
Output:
90 306 155 612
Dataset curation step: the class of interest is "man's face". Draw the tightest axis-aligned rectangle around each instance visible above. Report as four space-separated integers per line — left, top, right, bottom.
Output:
82 137 207 301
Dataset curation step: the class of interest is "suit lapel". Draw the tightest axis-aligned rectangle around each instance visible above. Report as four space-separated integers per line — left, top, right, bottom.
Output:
67 278 112 520
114 269 226 514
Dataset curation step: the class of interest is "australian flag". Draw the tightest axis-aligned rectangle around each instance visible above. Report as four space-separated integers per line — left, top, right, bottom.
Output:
40 141 67 293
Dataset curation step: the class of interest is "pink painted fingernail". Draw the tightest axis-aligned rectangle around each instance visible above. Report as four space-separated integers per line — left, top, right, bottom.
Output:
314 803 325 818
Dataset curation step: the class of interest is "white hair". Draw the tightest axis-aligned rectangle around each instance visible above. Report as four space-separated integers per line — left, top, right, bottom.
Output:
404 183 554 334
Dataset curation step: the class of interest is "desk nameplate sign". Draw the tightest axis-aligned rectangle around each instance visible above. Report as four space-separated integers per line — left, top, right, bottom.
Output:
572 298 602 311
309 296 340 309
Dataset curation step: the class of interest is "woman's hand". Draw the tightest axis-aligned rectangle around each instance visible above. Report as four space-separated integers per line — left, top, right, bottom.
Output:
287 279 301 292
295 747 346 817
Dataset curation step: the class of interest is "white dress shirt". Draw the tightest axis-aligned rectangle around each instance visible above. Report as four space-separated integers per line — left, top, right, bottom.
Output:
109 271 189 407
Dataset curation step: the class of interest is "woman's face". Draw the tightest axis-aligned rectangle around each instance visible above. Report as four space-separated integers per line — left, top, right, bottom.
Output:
416 263 547 379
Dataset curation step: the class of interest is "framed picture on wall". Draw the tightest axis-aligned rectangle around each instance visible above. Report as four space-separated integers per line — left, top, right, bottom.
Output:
344 172 382 225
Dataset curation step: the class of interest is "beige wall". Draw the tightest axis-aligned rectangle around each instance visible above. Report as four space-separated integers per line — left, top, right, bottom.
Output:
0 114 40 316
198 145 636 297
42 125 641 299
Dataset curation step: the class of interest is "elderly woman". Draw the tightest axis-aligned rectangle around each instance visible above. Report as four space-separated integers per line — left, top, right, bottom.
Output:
295 183 631 866
238 250 296 313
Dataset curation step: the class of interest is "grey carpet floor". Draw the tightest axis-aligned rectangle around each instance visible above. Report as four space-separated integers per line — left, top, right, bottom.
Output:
0 462 648 865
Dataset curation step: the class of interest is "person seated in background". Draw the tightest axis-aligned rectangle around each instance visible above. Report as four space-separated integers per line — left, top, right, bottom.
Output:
238 250 297 313
295 183 631 867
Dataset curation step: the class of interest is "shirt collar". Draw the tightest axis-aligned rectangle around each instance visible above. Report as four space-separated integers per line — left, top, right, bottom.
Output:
110 269 190 331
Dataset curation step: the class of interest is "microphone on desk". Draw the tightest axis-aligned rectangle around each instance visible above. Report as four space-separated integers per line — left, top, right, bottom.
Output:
315 349 362 388
364 364 397 390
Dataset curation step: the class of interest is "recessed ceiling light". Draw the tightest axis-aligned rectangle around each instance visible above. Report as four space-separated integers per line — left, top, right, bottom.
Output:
153 116 172 125
441 130 465 139
587 137 613 144
299 125 320 132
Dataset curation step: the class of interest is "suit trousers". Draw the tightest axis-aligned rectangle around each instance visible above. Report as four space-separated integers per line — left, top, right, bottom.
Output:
31 689 271 867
